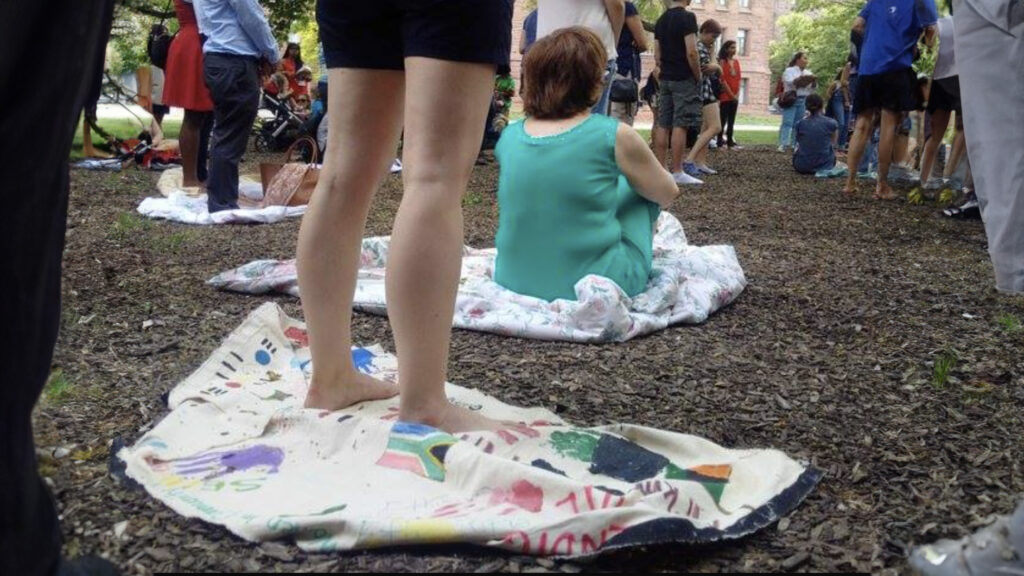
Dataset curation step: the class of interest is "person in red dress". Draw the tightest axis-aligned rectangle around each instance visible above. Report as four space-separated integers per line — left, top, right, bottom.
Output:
163 0 214 188
280 42 304 96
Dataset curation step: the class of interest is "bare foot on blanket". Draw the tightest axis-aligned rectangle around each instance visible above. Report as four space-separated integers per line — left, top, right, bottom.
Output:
841 182 858 197
304 371 399 410
403 402 509 434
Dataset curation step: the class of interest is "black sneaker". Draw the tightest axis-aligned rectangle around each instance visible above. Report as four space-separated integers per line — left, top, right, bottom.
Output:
943 196 980 219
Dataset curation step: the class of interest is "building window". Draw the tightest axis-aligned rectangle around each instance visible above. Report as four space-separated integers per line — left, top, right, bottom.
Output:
691 0 703 6
739 78 749 104
739 0 751 8
737 29 749 56
717 0 729 7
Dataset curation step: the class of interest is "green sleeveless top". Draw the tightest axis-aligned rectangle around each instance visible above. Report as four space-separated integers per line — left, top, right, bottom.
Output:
494 114 660 302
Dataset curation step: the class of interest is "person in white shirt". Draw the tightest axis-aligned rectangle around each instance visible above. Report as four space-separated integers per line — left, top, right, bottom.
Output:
537 0 625 115
778 51 816 152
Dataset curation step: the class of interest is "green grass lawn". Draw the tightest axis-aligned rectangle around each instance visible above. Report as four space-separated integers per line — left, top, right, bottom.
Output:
71 117 182 160
736 113 781 127
636 128 778 147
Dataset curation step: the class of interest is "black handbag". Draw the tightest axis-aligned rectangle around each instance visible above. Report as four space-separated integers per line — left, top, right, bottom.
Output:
778 89 798 109
609 77 639 103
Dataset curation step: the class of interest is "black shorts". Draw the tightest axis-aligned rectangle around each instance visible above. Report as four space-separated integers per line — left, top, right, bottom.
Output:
853 68 918 114
318 0 513 70
927 76 961 114
152 104 170 116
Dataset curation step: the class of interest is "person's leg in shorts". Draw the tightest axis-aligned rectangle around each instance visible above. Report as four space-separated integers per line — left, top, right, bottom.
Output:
300 0 514 431
1 1 120 575
687 99 721 170
944 112 967 180
920 79 954 187
670 80 701 174
870 70 916 198
893 113 911 165
844 75 878 195
653 81 675 170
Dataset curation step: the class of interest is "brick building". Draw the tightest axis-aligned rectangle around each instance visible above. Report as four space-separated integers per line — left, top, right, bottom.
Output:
508 0 783 121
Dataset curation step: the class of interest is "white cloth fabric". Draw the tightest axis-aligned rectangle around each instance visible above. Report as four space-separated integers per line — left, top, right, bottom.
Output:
537 0 618 60
783 66 815 97
138 192 306 225
151 65 166 106
117 303 820 556
933 17 957 79
208 213 747 342
955 0 1024 293
140 167 305 225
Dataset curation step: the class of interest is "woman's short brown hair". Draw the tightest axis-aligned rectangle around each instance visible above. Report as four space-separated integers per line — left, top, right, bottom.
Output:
700 19 722 35
522 27 606 120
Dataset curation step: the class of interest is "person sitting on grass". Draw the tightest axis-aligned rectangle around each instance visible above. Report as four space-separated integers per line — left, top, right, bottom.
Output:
493 27 679 302
792 93 840 175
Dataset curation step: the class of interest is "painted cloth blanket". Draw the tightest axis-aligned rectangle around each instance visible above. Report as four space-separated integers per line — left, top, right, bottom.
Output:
208 213 747 342
118 303 820 557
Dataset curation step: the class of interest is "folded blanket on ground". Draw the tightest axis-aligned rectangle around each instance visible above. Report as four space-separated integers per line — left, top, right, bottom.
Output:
208 213 746 342
117 303 820 557
140 167 304 225
138 192 306 225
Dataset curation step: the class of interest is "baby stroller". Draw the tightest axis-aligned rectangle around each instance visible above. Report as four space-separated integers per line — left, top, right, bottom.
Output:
253 91 312 155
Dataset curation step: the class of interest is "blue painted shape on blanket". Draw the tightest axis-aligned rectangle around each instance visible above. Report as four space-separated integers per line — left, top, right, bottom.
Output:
589 433 670 482
550 430 732 504
173 444 284 479
351 347 375 374
377 422 457 482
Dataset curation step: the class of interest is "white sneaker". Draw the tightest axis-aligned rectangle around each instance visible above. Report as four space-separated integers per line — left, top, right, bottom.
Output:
709 140 718 149
696 164 718 175
777 145 788 153
673 171 704 185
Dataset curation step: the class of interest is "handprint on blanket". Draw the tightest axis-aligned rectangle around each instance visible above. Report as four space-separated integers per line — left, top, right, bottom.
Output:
146 444 286 493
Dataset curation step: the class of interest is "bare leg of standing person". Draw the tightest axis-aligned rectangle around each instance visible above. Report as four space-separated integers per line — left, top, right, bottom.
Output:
843 110 876 195
299 68 405 412
687 101 721 169
179 109 209 188
874 109 901 199
919 108 951 185
387 57 506 431
653 126 670 169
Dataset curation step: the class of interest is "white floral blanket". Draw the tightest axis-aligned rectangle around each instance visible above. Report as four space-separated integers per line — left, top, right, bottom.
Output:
208 213 746 342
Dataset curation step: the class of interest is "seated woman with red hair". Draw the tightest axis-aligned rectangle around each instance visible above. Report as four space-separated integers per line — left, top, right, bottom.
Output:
494 27 680 302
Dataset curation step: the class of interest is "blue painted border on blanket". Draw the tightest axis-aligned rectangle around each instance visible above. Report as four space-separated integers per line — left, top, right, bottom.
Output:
580 466 825 558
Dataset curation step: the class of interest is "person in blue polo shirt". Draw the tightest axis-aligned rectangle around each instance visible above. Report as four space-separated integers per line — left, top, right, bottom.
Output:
843 0 938 199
